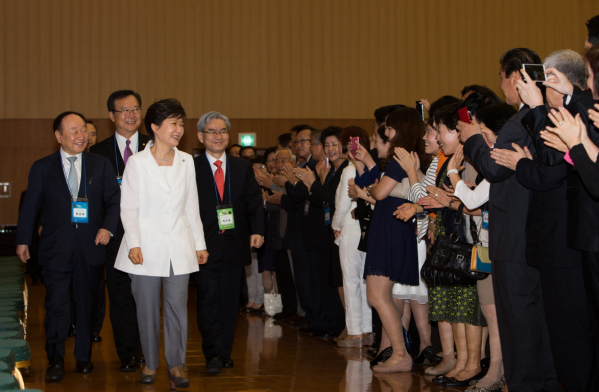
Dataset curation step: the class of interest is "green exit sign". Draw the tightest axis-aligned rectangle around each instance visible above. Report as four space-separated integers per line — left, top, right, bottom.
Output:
239 133 256 147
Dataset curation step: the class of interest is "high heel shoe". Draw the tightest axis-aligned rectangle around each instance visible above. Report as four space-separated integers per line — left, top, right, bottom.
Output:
140 370 156 384
370 346 393 366
414 346 443 365
337 336 364 348
167 369 190 390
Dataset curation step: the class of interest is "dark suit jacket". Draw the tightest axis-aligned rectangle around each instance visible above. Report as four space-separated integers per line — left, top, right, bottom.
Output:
89 132 150 246
194 154 264 267
521 89 599 252
464 108 535 262
15 151 120 266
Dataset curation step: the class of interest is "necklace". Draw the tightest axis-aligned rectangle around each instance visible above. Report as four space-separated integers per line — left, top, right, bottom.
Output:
151 148 174 162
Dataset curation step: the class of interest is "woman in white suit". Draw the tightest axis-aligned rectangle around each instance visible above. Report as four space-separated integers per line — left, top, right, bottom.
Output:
115 99 208 389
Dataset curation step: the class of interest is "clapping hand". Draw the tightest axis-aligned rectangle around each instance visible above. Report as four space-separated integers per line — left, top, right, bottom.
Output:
273 175 287 187
266 190 283 205
447 145 465 172
255 170 273 189
490 143 533 170
394 147 419 174
316 160 330 183
294 166 316 187
283 163 297 184
424 185 456 208
588 104 599 129
393 203 418 222
544 107 587 149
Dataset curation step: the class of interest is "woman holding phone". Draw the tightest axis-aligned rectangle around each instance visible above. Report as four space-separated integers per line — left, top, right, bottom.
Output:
115 99 208 389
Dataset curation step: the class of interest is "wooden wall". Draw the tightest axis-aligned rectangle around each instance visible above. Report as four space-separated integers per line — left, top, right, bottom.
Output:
1 0 598 224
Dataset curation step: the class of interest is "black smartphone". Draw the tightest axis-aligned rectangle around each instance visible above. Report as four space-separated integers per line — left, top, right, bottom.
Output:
415 101 425 121
523 64 547 82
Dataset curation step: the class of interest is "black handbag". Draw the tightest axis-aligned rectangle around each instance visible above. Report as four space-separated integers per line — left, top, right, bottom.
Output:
421 208 489 287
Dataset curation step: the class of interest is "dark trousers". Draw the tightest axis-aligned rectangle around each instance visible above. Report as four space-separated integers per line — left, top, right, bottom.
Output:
288 240 313 322
273 249 297 317
583 252 599 342
41 244 103 362
307 246 345 333
105 235 142 362
94 270 106 334
492 259 560 392
195 256 243 360
541 266 598 392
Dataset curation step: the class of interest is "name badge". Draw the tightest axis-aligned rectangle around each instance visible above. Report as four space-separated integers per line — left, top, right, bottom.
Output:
117 176 122 187
217 204 235 231
72 199 89 223
482 210 489 230
304 201 310 216
324 203 331 226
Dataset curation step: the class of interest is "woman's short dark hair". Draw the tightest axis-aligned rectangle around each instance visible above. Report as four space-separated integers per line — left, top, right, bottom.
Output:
434 102 463 131
427 95 462 126
340 126 370 154
53 111 87 133
264 146 277 159
462 92 495 118
382 107 426 171
144 99 186 141
320 126 343 144
107 90 142 112
585 46 599 97
460 85 502 103
475 103 517 136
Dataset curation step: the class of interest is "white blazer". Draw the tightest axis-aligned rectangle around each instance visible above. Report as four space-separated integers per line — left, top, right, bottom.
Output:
332 163 360 241
115 143 207 277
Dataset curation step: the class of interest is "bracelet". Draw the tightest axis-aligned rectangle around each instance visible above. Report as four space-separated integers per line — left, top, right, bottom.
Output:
448 199 455 210
447 169 459 175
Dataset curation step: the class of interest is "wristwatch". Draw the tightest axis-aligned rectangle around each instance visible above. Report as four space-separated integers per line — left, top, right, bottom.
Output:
448 199 456 210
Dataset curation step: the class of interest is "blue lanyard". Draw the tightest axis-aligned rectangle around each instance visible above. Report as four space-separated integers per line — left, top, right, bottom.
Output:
207 154 231 205
61 152 87 199
114 136 121 177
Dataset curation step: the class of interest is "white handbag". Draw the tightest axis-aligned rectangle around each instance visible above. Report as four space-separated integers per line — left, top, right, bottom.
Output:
263 291 282 316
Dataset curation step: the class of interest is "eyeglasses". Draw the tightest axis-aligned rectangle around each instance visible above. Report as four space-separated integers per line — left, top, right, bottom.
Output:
295 138 311 145
114 107 142 115
202 130 229 136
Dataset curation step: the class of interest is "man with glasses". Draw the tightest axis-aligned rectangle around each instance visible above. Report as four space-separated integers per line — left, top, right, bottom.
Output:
194 111 264 375
89 90 148 372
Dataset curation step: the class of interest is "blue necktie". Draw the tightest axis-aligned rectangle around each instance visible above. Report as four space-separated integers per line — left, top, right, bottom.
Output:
67 156 79 200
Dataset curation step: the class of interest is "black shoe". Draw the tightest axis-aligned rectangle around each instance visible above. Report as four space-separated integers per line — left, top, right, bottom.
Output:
299 325 313 333
249 304 264 314
68 324 76 337
167 369 190 389
222 357 234 368
311 329 335 338
92 332 102 343
139 354 145 364
206 356 224 375
76 360 94 374
444 371 485 387
370 347 393 366
119 357 140 372
47 357 64 382
414 346 442 365
273 313 286 321
480 357 490 370
432 375 450 385
366 347 378 357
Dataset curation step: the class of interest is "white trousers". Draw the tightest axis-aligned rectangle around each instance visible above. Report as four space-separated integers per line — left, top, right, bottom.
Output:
245 252 264 304
339 224 372 335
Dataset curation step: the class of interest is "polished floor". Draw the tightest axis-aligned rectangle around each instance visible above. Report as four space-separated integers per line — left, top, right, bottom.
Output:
23 283 466 391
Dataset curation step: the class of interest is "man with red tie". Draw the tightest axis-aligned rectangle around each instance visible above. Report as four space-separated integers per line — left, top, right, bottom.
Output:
194 111 264 375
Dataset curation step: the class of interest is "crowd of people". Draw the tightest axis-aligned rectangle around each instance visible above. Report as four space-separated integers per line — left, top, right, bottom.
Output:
12 13 599 392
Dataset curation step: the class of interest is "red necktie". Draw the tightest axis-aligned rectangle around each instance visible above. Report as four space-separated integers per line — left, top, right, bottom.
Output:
214 160 224 201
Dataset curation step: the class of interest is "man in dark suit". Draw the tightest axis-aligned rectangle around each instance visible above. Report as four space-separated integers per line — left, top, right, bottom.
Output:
194 111 264 375
460 48 560 392
89 90 148 371
16 111 120 381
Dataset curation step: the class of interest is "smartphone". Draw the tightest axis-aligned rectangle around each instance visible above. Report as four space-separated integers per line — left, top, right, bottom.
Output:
523 64 547 82
457 107 472 124
323 156 330 169
350 137 360 154
415 101 425 121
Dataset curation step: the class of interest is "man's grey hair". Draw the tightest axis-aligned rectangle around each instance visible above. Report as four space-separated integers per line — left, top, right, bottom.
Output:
275 148 297 162
197 111 231 133
311 130 322 145
544 49 586 90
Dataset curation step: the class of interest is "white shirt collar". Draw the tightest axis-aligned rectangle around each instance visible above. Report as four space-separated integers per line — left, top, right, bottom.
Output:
114 131 139 157
206 151 227 175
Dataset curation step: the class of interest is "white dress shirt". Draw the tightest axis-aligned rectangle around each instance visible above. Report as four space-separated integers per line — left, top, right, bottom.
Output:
205 151 227 177
115 131 139 159
60 148 83 191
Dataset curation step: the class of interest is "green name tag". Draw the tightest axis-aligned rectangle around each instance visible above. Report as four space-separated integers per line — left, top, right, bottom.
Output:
217 204 235 230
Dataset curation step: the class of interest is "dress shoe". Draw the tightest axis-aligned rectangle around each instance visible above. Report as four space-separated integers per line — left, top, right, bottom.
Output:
140 371 156 384
76 359 94 374
139 354 146 363
47 357 65 382
222 357 234 368
167 369 190 389
120 357 140 372
370 347 393 366
444 371 485 387
273 312 286 321
67 324 76 337
311 329 335 338
480 357 490 370
249 304 264 314
206 356 224 375
337 336 364 348
432 375 450 385
372 355 413 373
467 374 507 392
367 346 379 357
92 332 102 343
414 346 442 365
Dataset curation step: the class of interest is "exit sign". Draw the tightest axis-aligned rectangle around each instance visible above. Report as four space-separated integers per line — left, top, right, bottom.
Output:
239 133 256 147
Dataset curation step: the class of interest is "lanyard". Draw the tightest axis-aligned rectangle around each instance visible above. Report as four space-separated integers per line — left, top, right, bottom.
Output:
114 136 121 177
61 152 87 199
207 154 231 205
